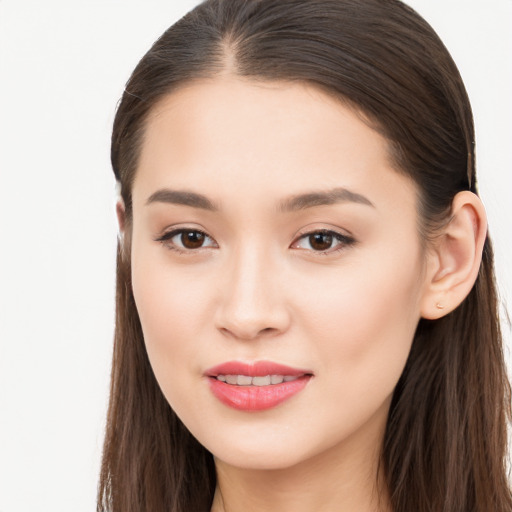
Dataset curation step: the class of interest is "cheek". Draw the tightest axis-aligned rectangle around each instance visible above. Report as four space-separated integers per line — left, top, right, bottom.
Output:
297 252 423 396
130 242 212 394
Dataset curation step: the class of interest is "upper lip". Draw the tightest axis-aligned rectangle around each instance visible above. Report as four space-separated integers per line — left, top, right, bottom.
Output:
205 360 312 377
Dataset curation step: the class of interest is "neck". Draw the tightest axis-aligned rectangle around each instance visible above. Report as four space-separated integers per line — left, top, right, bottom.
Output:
210 402 392 512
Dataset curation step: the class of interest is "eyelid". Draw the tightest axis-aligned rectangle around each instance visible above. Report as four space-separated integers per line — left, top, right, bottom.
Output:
154 226 218 254
290 228 356 255
154 225 356 256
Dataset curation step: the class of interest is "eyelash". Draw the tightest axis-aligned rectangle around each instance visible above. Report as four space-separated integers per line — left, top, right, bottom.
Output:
155 228 217 255
292 229 356 254
154 228 356 256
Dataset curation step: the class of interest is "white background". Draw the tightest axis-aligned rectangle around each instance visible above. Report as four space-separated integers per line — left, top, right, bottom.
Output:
0 1 510 511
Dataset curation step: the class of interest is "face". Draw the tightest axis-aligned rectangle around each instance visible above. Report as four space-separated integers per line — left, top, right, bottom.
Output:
129 77 428 470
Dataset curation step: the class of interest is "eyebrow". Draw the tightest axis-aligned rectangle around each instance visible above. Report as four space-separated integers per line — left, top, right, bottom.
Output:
145 186 374 212
146 189 220 211
277 187 374 212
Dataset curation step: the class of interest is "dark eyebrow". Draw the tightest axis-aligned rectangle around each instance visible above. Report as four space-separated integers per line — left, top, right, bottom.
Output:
277 187 374 212
146 189 219 211
145 186 374 212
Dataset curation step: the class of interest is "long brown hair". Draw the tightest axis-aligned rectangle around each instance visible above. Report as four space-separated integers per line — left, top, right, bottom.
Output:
98 1 512 510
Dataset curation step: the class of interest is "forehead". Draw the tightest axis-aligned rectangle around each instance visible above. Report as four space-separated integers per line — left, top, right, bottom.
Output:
133 76 417 216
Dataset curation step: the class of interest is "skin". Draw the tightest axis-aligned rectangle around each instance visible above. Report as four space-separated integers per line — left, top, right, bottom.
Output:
122 76 487 512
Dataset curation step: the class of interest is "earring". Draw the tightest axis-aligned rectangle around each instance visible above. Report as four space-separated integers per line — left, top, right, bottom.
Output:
436 303 445 310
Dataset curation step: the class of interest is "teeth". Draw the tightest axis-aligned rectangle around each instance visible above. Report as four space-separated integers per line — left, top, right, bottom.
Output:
226 375 238 385
252 375 271 386
270 375 284 384
216 374 300 386
237 375 252 386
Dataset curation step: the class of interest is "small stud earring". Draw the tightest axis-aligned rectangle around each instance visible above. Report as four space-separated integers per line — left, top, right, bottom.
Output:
436 303 445 310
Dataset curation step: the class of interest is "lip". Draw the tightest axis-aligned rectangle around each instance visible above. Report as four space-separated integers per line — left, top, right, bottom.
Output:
205 360 313 411
205 360 311 378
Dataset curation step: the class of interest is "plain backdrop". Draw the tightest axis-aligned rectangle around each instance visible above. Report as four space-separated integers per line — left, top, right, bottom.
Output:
0 1 510 511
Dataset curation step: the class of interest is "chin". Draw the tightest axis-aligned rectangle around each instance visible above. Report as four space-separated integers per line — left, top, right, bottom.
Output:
212 442 309 471
196 421 335 472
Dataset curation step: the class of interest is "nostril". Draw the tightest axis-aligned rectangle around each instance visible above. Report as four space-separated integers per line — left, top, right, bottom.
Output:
217 325 281 341
214 287 291 340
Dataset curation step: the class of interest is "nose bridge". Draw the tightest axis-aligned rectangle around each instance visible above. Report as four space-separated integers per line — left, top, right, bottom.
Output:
216 240 289 340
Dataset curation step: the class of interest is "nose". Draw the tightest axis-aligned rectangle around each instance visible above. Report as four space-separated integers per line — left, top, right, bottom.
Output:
214 244 291 341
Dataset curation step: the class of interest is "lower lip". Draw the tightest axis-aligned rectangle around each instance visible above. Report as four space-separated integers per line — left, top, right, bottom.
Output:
208 376 311 411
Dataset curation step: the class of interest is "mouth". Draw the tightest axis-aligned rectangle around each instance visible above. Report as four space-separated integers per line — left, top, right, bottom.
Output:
205 360 313 411
214 374 302 386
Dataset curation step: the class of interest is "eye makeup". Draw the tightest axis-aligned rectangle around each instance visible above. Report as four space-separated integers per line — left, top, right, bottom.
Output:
154 226 356 257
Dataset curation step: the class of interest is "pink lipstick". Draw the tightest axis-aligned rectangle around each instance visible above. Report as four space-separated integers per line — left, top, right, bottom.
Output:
205 361 312 411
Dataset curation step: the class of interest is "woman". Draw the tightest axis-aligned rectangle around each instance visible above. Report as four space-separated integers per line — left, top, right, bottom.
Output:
98 0 512 511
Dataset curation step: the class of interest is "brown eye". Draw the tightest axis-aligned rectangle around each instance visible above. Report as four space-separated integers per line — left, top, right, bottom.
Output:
309 232 333 251
156 228 217 253
292 229 355 254
181 230 206 249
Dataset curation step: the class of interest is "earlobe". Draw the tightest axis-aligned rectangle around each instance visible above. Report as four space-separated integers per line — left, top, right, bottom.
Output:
420 191 487 320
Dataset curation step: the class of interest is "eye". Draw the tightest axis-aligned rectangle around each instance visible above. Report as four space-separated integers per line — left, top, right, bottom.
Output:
155 228 218 253
291 229 355 254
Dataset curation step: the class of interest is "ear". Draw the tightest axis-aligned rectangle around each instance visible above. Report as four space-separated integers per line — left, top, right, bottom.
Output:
116 198 126 240
420 191 487 319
